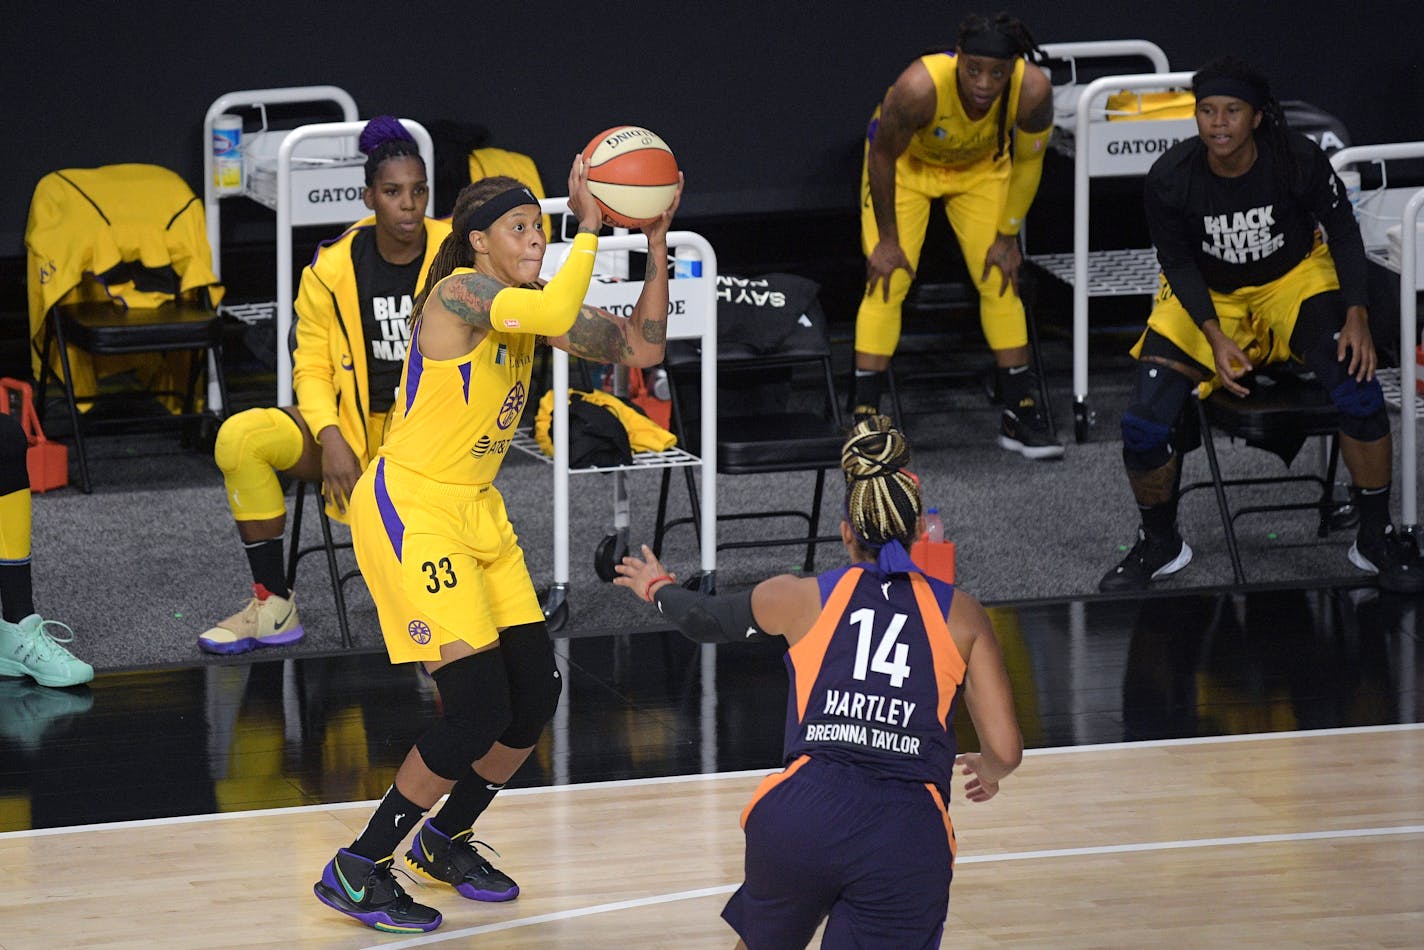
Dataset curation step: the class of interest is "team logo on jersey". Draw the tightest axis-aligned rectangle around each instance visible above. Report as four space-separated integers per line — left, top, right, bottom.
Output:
407 619 432 644
497 381 526 430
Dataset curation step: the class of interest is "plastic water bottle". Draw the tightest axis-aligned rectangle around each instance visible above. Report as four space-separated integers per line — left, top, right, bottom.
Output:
673 245 702 279
924 507 944 544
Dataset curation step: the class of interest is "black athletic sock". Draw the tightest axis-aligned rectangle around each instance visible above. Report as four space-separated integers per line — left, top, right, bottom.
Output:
851 369 886 415
996 364 1037 409
1352 484 1391 536
0 560 34 622
349 784 428 861
242 537 290 598
430 770 505 838
1139 502 1179 541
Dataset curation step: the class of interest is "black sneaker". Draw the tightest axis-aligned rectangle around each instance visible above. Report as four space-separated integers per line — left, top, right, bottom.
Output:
998 401 1064 460
1099 528 1193 592
1348 525 1424 594
405 821 520 902
314 848 442 933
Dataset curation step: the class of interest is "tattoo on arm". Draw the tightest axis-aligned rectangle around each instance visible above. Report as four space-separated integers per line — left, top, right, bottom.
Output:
644 255 661 282
437 273 497 329
565 306 633 363
642 319 667 346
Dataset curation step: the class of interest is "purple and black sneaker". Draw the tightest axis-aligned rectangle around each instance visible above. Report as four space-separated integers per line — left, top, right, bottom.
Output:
314 848 441 933
404 821 520 902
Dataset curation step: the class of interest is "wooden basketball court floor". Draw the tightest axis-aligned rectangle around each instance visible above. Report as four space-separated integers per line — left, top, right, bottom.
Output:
2 585 1421 948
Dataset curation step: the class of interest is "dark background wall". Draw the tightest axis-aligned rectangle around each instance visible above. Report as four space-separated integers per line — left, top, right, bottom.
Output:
3 0 1421 370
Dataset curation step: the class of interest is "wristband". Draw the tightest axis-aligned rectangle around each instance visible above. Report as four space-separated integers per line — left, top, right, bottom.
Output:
644 575 674 602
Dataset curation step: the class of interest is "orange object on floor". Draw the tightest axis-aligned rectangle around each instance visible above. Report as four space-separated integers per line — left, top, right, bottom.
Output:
910 538 955 583
625 367 672 429
0 378 69 492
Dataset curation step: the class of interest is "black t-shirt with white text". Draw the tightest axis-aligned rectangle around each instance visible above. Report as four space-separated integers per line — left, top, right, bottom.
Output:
350 228 422 413
1143 131 1366 326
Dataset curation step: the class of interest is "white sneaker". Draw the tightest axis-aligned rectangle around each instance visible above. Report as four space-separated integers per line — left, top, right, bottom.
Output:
198 585 304 655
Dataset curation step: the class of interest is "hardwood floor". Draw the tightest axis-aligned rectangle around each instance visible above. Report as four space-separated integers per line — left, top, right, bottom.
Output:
1 586 1420 947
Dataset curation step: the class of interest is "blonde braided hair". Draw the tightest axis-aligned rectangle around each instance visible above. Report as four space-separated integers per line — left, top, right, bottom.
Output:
841 414 922 551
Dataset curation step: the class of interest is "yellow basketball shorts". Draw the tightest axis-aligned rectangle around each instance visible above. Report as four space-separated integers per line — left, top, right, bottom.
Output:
1134 242 1341 393
349 458 544 664
855 150 1026 355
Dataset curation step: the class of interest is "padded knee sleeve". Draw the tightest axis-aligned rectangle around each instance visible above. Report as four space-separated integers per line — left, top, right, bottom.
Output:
1293 296 1390 442
1121 412 1172 471
495 622 562 748
0 413 28 496
419 651 514 781
1122 362 1194 471
1330 378 1389 441
214 408 305 521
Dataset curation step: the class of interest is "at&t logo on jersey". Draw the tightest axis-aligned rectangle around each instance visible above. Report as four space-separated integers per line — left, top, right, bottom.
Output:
407 619 432 644
497 381 526 430
469 434 512 459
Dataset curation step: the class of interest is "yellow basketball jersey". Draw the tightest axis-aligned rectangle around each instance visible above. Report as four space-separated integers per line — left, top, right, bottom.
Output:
378 268 536 486
904 53 1025 169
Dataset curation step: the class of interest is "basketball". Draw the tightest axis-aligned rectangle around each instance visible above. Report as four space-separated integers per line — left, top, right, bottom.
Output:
581 126 679 228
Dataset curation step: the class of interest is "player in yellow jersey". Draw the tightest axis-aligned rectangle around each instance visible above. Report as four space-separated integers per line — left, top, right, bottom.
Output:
198 117 451 654
852 11 1061 459
312 156 683 934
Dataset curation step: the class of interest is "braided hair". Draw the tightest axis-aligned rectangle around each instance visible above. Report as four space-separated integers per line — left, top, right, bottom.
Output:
1192 56 1300 194
956 12 1043 159
359 116 423 187
841 414 922 553
409 175 528 328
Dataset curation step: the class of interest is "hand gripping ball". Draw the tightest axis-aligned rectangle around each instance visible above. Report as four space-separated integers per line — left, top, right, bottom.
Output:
581 126 679 228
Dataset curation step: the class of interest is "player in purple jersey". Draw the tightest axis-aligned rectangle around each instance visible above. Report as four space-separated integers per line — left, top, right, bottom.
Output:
616 414 1022 949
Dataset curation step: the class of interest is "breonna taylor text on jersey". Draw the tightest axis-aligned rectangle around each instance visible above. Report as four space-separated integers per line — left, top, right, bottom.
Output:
781 562 967 797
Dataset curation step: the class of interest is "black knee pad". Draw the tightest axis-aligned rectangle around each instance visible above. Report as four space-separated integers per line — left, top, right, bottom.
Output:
496 621 563 748
0 413 27 495
417 651 514 781
1292 292 1390 442
1121 361 1194 471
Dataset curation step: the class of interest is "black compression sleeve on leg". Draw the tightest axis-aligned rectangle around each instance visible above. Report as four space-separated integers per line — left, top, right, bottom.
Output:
651 586 772 644
495 621 562 748
418 651 514 781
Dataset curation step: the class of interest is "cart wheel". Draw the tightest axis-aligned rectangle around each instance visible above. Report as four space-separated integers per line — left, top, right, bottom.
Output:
1073 401 1091 444
543 597 569 633
594 532 628 582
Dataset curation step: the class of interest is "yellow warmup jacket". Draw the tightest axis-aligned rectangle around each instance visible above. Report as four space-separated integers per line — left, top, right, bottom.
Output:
24 164 224 404
291 214 451 460
534 387 677 458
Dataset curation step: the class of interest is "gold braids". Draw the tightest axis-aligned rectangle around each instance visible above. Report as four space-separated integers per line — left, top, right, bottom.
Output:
841 414 922 550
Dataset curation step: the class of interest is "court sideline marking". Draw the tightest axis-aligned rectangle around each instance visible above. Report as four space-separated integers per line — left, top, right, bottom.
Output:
2 722 1419 841
370 823 1424 948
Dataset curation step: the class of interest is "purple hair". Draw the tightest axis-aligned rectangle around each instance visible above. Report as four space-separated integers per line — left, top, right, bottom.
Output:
360 115 422 185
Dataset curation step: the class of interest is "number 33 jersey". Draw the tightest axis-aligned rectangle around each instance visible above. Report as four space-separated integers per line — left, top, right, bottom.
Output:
782 565 968 797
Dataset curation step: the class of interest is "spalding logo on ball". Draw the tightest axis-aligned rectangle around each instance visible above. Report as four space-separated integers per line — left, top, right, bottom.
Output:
582 126 679 228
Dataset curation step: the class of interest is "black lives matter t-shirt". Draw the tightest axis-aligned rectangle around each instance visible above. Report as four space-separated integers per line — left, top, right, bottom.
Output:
1143 131 1366 326
350 229 423 413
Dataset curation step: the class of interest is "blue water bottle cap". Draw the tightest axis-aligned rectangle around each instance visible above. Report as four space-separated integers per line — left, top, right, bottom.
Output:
928 507 939 514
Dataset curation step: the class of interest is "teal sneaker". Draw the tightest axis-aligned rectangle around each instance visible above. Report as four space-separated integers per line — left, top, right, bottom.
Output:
0 615 95 688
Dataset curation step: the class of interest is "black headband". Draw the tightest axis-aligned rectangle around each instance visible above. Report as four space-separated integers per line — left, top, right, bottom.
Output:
1193 77 1265 110
959 29 1021 60
465 186 539 238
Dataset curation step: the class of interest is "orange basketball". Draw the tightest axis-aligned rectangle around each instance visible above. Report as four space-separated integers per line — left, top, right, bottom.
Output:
581 126 679 228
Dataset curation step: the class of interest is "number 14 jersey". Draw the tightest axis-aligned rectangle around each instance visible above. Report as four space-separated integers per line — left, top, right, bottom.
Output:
782 564 968 798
